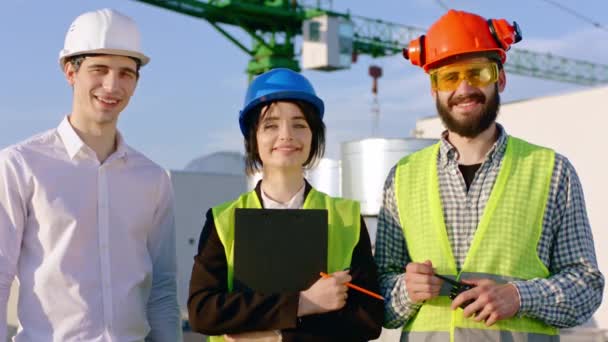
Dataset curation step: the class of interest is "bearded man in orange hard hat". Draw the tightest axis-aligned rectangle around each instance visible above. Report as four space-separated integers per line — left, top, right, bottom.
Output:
0 9 181 341
374 9 603 341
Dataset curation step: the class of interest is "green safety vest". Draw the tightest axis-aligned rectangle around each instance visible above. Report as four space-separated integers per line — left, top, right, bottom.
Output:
208 187 360 342
395 136 559 342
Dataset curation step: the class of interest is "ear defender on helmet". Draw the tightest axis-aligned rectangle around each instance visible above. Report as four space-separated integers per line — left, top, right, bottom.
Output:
402 35 426 67
403 10 522 71
487 19 523 51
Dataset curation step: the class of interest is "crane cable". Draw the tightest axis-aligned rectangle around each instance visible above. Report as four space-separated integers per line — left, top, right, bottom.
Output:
435 0 606 33
539 0 608 32
434 0 449 11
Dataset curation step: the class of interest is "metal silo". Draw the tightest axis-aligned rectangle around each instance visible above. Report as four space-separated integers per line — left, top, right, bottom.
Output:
341 138 437 244
305 158 341 197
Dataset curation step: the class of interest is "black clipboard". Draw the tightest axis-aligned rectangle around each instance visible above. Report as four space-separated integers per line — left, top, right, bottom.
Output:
234 208 328 294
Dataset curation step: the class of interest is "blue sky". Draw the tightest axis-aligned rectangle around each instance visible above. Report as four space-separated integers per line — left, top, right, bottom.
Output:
1 1 607 170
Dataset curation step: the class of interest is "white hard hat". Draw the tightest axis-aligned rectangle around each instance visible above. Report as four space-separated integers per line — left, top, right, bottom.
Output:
59 8 150 69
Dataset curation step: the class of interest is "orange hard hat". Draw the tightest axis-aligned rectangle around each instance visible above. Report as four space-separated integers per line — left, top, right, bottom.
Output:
403 10 522 72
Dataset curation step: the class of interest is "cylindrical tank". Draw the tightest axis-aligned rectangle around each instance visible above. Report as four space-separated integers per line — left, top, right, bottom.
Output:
305 158 341 197
246 172 263 191
341 138 437 216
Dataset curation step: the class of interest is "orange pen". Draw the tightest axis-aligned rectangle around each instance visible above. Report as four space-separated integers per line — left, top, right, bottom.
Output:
319 272 384 301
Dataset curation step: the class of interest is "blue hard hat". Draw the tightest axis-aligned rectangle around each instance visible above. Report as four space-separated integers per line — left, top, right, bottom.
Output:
239 68 325 137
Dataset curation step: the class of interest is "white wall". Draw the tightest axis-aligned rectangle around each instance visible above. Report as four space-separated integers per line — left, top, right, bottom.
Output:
168 171 247 318
415 86 608 331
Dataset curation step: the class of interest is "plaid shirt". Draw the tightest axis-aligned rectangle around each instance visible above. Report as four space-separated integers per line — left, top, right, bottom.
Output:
375 124 604 329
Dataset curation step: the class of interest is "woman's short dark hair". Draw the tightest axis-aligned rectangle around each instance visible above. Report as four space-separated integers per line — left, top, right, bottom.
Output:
243 100 325 175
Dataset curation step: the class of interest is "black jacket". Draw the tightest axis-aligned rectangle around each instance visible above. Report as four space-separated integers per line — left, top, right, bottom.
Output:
188 181 383 341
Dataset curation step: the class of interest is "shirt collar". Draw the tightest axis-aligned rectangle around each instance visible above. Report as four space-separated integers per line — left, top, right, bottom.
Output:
57 116 86 160
113 132 130 160
57 116 130 161
438 123 508 168
261 183 306 209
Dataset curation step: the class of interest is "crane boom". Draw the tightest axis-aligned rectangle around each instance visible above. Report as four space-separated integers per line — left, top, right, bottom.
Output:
134 0 608 85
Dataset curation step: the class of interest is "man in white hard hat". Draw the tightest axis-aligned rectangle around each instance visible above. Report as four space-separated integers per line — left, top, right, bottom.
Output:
0 8 181 341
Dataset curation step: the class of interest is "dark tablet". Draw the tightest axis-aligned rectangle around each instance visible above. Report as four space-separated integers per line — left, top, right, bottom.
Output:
234 208 328 294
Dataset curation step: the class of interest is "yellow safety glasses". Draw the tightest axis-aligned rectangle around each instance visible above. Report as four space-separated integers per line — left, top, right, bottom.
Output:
430 62 499 91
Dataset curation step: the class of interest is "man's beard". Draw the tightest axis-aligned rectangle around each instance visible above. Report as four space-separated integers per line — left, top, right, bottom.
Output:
436 84 500 138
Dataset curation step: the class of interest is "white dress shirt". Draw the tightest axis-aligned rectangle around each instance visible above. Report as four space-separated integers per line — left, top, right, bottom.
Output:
260 184 305 210
0 117 182 342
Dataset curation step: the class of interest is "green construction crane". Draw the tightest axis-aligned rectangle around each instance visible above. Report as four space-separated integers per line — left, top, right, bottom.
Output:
134 0 608 85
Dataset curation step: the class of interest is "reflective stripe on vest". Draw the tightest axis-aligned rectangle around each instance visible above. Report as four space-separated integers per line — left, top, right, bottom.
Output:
208 188 361 342
395 136 558 342
400 330 559 342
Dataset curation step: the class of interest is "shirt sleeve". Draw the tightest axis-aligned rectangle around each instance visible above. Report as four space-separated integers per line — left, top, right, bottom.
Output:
0 149 28 342
187 209 300 335
374 166 422 329
146 171 182 341
513 155 604 328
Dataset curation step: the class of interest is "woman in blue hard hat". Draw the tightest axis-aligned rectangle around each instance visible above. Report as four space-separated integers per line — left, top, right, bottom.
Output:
187 68 383 342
